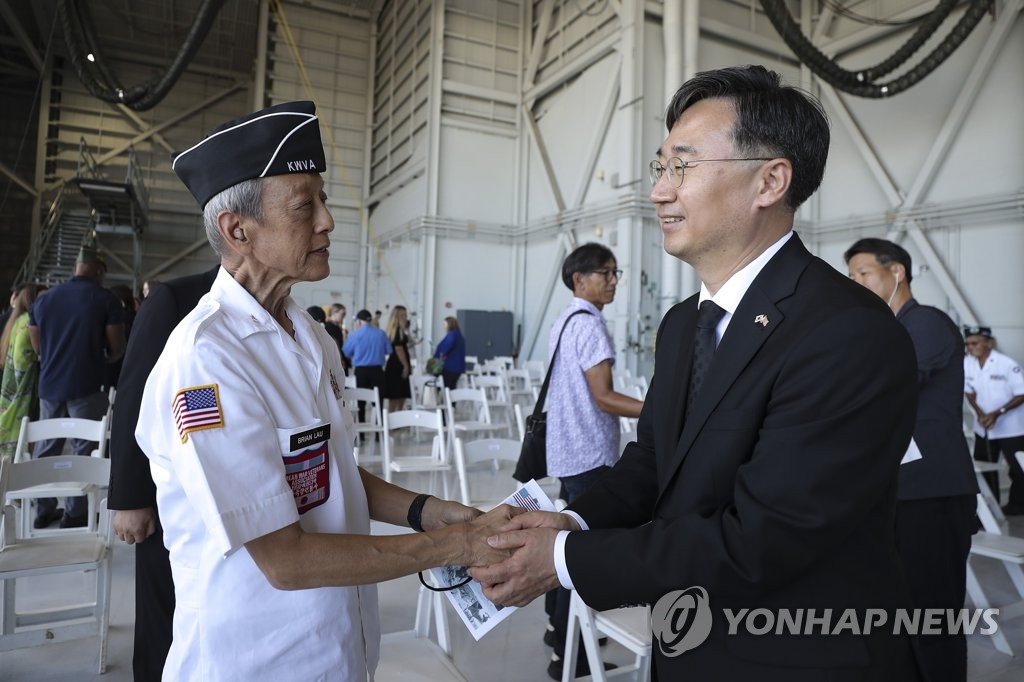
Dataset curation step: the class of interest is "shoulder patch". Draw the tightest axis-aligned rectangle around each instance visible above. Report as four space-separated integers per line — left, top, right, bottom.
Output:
173 384 225 443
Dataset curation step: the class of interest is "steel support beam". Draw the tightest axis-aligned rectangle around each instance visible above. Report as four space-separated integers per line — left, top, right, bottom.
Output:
523 32 619 105
571 62 620 209
0 0 43 72
144 238 211 281
92 82 246 169
0 160 37 197
524 0 555 88
522 108 566 212
116 105 174 154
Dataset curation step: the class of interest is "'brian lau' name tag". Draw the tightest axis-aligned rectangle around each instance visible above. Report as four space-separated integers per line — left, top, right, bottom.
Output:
290 423 331 452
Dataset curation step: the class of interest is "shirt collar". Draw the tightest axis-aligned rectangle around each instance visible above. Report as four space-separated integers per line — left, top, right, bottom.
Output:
698 231 793 315
209 266 303 339
571 297 605 318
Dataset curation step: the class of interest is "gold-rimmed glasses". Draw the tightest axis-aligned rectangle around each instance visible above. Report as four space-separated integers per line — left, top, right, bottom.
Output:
649 157 774 188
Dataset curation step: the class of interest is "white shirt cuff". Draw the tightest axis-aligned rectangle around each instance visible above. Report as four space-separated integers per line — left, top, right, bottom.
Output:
562 509 588 530
552 511 589 590
554 531 575 590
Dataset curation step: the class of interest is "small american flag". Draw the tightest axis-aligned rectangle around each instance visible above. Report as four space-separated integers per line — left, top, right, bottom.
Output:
173 384 224 443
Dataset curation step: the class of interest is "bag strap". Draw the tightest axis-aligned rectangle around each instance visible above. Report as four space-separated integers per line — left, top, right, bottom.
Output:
532 309 592 418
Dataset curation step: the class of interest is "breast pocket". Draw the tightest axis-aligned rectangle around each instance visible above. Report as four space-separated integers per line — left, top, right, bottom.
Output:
276 421 332 515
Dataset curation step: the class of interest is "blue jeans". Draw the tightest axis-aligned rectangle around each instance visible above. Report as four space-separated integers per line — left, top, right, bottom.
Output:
33 392 108 520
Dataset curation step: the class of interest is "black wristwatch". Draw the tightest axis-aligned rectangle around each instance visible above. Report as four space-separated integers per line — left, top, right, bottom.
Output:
407 493 433 532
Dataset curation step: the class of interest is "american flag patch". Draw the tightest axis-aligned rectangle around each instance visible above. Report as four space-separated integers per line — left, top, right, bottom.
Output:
172 384 224 443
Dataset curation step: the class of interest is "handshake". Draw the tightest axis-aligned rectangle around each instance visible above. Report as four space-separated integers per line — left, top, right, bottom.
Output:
444 502 582 608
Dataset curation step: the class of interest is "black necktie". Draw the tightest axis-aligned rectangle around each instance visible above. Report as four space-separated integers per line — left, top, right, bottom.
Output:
687 300 727 413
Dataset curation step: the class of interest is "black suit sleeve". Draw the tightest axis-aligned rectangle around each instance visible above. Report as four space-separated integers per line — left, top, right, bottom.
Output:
108 283 186 509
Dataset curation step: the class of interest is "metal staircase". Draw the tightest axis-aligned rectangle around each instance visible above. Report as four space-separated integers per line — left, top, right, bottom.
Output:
14 138 149 290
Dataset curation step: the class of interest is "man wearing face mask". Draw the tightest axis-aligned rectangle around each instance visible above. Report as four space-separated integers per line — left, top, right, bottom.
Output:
845 238 978 682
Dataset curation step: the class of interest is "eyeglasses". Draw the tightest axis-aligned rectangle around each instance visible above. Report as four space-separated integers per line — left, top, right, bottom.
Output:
590 268 623 282
649 157 774 188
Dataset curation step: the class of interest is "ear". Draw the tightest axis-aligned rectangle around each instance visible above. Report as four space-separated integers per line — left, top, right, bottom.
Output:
571 271 585 294
890 263 907 282
753 158 792 210
217 210 252 257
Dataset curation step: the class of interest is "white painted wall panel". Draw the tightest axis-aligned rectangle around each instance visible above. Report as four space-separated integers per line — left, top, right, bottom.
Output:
437 126 517 221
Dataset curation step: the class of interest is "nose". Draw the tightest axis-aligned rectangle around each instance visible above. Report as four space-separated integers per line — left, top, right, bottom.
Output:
649 173 674 204
317 200 335 233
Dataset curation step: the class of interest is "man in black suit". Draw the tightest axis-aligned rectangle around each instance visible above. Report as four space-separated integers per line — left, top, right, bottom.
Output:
108 265 218 681
846 238 978 682
471 65 921 681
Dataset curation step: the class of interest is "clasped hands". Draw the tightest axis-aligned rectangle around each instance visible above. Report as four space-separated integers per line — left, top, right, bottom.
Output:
465 510 581 608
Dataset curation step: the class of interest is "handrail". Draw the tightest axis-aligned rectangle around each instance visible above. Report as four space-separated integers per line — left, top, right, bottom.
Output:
10 185 70 288
76 136 101 180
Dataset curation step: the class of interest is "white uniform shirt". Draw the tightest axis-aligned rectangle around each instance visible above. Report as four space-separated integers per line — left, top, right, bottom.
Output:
965 348 1024 438
137 268 380 681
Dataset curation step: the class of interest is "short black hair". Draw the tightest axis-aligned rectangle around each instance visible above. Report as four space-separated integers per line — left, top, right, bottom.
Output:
844 238 913 284
665 65 830 212
561 243 615 291
306 305 326 323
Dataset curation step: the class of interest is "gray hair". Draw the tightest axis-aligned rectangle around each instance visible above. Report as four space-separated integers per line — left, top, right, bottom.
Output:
202 178 265 256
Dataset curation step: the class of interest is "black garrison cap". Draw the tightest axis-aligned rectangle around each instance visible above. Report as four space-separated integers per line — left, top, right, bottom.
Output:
171 100 327 208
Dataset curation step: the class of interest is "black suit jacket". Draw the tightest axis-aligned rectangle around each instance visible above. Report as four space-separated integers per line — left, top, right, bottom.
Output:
567 236 920 681
895 298 978 500
108 267 219 510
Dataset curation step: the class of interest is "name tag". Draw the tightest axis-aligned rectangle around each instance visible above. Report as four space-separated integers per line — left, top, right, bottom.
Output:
290 423 331 452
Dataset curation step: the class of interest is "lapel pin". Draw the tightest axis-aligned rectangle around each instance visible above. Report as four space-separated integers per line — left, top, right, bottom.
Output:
754 314 769 327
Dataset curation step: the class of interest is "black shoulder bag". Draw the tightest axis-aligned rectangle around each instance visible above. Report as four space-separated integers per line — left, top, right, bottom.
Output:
513 310 591 483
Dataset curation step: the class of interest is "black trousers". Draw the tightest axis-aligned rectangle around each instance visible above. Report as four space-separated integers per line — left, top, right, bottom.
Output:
973 433 1024 507
133 515 175 681
894 495 976 682
550 465 612 657
354 365 385 422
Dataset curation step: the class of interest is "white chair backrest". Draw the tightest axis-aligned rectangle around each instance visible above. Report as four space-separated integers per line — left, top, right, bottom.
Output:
505 369 532 392
523 360 545 382
14 415 109 463
410 374 439 409
513 403 526 442
472 374 509 402
342 386 383 425
385 409 446 459
444 387 492 424
344 374 358 388
7 454 111 492
459 438 522 468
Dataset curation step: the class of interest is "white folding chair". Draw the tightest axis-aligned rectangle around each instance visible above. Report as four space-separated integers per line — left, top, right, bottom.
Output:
0 456 114 673
444 387 503 446
563 589 652 682
471 374 513 436
410 373 440 411
523 359 545 387
513 403 526 442
452 437 525 507
8 415 110 538
343 374 358 389
376 585 468 682
342 386 386 467
12 415 109 464
505 368 535 409
966 459 1024 657
382 409 452 497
